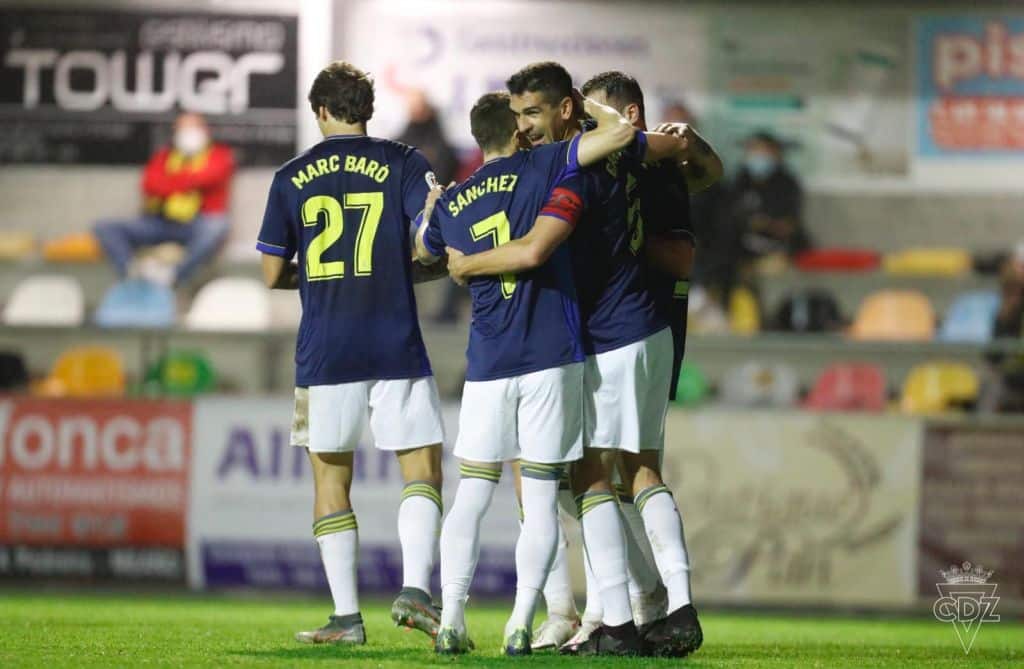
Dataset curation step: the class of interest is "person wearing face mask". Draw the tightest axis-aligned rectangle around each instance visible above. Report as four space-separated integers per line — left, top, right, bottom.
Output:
728 130 810 278
93 112 234 287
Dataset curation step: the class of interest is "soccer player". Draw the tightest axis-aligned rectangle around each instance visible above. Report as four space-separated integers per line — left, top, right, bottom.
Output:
257 61 447 645
580 70 723 657
413 89 638 655
446 62 694 656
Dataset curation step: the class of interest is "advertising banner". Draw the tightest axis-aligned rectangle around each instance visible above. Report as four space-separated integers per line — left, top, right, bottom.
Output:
0 397 191 581
918 422 1024 605
0 8 298 165
706 9 911 179
187 397 520 595
341 0 707 151
916 16 1024 157
662 409 923 606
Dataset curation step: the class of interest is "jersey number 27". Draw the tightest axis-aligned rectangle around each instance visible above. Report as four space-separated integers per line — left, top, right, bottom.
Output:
303 192 383 281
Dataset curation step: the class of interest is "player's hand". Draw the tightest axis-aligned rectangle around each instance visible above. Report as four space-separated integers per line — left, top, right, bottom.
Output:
445 246 468 286
654 121 691 137
571 87 586 117
423 179 454 217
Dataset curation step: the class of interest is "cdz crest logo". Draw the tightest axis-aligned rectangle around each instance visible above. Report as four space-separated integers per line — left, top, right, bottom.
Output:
933 561 1000 654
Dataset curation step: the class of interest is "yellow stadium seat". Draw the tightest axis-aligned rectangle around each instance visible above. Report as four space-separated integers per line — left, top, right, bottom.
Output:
900 362 979 414
43 232 104 263
0 232 36 260
33 346 126 398
883 248 972 276
848 290 935 341
729 286 761 335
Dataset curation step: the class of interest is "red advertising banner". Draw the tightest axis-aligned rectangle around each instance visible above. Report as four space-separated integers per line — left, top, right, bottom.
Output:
0 397 191 548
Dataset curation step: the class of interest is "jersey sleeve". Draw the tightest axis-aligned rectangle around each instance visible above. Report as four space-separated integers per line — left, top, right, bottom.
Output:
622 129 648 163
256 176 296 259
540 171 586 227
401 148 436 222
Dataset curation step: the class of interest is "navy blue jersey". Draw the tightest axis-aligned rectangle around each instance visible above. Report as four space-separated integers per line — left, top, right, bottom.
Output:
640 161 695 400
257 134 434 386
423 138 585 382
571 130 668 355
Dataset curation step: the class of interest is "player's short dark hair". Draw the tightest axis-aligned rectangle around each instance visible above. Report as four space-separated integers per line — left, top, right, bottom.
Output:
308 61 374 124
581 70 645 122
506 61 573 106
470 92 516 152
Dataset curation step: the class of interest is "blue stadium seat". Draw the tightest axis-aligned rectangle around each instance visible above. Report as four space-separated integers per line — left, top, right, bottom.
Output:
938 291 1000 344
94 279 176 329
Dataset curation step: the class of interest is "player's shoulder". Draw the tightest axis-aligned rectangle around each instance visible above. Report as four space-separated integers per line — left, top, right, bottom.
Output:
528 141 572 166
363 135 425 161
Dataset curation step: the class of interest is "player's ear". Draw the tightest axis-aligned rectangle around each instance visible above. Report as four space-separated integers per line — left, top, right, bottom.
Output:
559 95 574 121
625 103 641 126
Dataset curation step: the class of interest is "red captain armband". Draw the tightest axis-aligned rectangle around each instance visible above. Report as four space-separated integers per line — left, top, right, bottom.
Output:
540 187 584 227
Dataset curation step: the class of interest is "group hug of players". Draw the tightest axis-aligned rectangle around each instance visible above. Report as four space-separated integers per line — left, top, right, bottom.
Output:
257 58 723 657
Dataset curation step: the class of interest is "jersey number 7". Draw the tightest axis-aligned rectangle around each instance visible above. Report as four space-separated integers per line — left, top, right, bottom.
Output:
470 212 516 299
302 192 383 281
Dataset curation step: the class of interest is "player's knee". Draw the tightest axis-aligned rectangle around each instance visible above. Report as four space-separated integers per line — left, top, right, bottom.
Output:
570 450 612 496
630 467 663 495
397 443 443 487
621 451 663 494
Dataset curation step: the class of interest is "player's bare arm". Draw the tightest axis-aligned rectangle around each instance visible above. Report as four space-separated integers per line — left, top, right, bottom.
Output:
414 181 449 263
653 122 724 192
445 215 573 286
260 253 299 290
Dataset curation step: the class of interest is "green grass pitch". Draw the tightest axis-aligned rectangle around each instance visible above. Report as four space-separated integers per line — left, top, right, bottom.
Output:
1 592 1021 668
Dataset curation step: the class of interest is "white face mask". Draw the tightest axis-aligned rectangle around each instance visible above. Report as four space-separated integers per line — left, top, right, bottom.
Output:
174 127 209 155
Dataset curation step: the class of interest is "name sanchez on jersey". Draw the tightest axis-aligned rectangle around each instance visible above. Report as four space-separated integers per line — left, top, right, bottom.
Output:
447 174 519 217
290 154 391 189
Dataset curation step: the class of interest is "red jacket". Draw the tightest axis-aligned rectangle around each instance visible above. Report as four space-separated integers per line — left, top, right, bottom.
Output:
142 143 234 215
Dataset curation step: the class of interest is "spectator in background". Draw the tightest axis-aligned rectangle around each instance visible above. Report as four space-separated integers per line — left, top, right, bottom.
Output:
397 90 459 185
94 113 234 288
995 242 1024 338
395 90 465 323
658 100 734 304
729 130 810 270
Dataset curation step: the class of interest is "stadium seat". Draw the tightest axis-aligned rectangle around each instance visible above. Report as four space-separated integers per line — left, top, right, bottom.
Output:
848 290 935 341
0 351 29 392
185 277 270 331
773 289 844 333
94 279 176 329
42 232 104 263
686 286 729 335
269 290 302 329
803 363 887 412
33 346 125 397
0 231 36 260
883 248 972 277
938 291 1000 344
3 274 84 326
142 350 216 396
720 361 799 408
899 361 979 414
794 248 880 273
728 286 761 335
673 361 710 406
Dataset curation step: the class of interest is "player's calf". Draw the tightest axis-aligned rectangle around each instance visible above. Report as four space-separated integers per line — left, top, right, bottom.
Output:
393 445 444 638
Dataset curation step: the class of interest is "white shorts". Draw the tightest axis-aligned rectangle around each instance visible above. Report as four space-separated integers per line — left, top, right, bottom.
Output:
455 363 584 464
290 377 445 453
584 327 672 453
